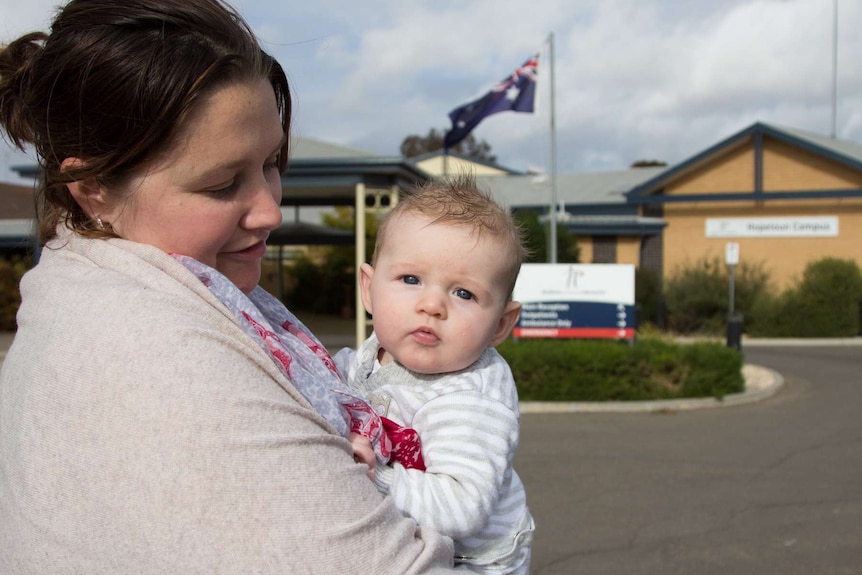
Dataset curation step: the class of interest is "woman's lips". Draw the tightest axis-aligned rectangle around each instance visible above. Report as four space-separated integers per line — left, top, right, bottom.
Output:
229 240 267 260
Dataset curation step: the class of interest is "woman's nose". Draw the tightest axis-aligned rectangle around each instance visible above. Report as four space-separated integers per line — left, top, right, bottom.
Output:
244 177 283 231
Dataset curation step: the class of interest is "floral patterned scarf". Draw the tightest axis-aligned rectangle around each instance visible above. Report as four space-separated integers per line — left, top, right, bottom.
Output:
172 255 391 463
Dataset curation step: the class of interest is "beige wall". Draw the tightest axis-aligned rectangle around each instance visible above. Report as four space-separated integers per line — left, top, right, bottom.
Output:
578 236 593 264
763 140 862 190
616 236 640 266
665 144 755 195
414 155 509 177
658 136 862 290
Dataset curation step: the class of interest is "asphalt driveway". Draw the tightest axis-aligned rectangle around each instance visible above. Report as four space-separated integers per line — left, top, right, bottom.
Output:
516 345 862 575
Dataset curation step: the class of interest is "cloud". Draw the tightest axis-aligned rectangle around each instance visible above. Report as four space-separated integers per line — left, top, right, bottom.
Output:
1 0 860 181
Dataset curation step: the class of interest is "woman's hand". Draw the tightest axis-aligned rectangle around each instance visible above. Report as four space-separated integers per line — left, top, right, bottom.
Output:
349 433 375 481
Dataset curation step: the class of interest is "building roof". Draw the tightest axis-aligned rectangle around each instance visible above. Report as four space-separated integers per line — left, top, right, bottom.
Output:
765 123 862 167
547 213 667 236
478 167 665 209
289 136 380 160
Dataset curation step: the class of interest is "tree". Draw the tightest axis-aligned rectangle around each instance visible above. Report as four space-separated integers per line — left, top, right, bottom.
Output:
513 210 580 264
400 128 497 163
321 206 379 265
630 160 668 168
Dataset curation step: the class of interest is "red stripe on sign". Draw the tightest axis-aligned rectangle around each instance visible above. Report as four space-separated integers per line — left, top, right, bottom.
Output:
513 327 635 339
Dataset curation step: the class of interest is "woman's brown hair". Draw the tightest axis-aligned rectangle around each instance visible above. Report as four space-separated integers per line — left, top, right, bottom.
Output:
0 0 291 244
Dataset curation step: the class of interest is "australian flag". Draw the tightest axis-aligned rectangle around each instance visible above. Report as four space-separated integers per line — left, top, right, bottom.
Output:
444 54 539 150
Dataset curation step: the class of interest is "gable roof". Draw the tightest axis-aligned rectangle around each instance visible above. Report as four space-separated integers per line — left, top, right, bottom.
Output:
765 123 862 167
627 121 862 204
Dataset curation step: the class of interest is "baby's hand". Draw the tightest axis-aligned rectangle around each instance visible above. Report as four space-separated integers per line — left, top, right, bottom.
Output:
349 433 375 481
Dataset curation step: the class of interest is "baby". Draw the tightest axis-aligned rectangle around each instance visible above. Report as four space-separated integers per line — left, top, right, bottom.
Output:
336 174 534 574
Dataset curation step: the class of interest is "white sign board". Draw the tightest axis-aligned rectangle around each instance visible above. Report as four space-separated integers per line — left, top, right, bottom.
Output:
725 242 739 265
512 264 635 339
705 216 838 238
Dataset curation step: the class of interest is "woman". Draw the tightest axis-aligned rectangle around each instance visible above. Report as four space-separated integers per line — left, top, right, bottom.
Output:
0 1 455 572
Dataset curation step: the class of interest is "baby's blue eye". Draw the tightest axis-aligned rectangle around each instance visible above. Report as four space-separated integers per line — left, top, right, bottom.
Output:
401 275 419 285
454 288 473 301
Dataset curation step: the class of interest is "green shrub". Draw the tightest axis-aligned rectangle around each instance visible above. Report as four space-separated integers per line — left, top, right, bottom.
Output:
282 255 324 311
664 257 772 335
498 336 743 402
635 267 662 328
748 257 862 337
0 254 33 331
513 210 580 264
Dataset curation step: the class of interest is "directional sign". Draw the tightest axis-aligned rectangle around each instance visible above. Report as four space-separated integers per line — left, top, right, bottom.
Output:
725 242 740 266
513 264 635 340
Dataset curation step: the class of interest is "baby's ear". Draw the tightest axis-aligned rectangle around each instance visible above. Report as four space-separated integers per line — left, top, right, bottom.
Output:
358 263 375 316
490 300 521 347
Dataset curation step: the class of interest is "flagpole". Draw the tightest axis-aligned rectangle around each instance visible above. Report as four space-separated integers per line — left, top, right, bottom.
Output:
548 32 558 263
831 0 838 138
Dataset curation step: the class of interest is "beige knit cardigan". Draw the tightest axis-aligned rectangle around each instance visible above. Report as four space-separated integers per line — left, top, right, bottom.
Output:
0 231 455 574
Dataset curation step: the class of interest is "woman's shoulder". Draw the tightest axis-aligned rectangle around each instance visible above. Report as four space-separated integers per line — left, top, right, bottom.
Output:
19 235 252 365
30 234 224 317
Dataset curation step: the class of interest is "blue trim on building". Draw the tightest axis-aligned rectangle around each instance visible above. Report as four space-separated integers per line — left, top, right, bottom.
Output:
754 130 764 195
633 188 862 204
626 122 862 204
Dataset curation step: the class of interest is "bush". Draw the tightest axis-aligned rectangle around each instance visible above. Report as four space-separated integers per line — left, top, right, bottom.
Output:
748 257 862 337
664 257 772 335
497 336 743 402
0 254 33 331
513 210 580 264
635 267 662 328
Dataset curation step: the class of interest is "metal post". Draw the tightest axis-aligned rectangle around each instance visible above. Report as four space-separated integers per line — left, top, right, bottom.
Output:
831 0 838 138
355 182 367 349
548 32 558 263
726 263 742 351
728 264 736 316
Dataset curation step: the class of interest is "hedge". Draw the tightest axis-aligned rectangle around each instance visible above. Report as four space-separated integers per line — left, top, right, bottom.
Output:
0 254 32 331
498 336 743 402
748 257 862 337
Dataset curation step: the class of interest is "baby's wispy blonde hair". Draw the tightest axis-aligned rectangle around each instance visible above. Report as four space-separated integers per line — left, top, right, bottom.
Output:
372 172 528 297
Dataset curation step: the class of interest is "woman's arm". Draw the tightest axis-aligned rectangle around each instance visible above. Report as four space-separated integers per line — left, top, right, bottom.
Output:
5 322 455 574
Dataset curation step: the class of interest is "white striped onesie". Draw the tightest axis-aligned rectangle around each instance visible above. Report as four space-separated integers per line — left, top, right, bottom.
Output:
335 333 534 574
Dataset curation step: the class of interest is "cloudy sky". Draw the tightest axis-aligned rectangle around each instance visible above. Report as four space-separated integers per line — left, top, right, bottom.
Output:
1 0 860 184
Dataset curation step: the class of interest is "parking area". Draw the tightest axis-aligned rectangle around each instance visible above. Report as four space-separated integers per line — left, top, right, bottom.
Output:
516 345 862 574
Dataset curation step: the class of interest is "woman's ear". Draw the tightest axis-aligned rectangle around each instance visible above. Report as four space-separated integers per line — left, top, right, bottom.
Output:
489 300 522 347
61 157 109 220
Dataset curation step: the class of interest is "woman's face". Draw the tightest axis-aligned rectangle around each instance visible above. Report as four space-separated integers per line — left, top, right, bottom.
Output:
101 79 285 294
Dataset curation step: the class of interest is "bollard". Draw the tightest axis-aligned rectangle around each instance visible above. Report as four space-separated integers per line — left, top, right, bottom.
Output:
726 313 743 351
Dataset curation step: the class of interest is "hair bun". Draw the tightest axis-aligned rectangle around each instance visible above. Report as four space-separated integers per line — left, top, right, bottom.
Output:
0 31 48 149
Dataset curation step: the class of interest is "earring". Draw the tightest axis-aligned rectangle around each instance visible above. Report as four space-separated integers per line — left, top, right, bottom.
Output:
95 215 105 230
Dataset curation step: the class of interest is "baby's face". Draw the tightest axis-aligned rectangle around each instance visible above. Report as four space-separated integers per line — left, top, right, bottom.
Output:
360 212 517 374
